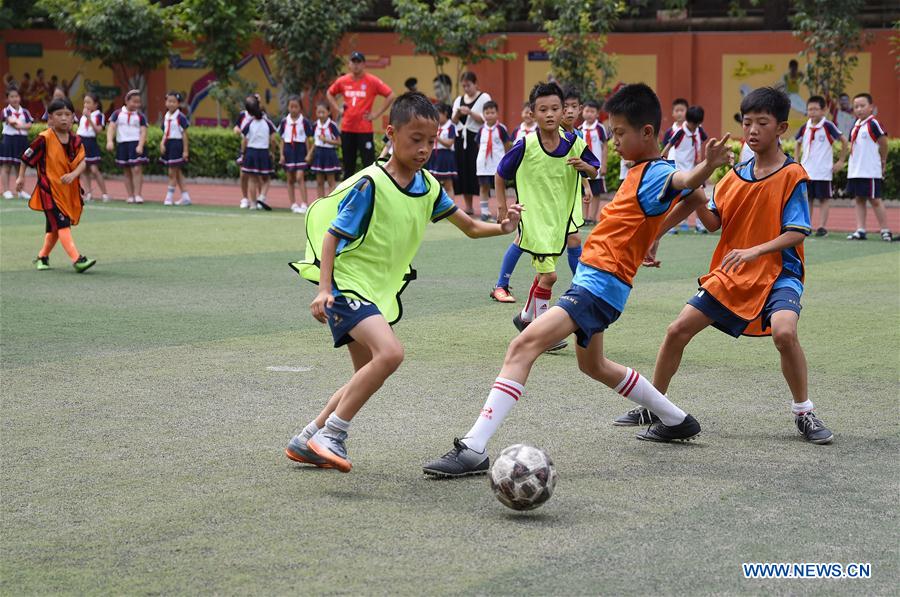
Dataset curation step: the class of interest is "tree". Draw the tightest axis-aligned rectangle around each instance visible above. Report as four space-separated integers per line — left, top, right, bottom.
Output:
39 0 174 101
379 0 515 88
531 0 625 101
791 0 868 102
259 0 368 113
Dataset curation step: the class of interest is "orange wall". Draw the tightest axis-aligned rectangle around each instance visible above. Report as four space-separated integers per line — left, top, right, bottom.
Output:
3 28 896 135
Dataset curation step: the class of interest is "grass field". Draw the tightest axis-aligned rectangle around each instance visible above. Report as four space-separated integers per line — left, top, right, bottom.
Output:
2 201 898 595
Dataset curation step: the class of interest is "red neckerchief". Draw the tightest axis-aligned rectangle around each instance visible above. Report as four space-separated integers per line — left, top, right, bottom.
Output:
849 115 873 154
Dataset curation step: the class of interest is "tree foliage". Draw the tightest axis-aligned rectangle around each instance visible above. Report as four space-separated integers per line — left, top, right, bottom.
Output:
259 0 368 112
791 0 868 102
38 0 174 97
174 0 257 87
531 0 625 100
378 0 515 84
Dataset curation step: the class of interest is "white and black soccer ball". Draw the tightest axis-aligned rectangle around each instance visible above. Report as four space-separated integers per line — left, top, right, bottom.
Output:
489 444 558 511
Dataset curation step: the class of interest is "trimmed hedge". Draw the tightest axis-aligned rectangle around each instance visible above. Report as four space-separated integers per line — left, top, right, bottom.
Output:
29 124 898 197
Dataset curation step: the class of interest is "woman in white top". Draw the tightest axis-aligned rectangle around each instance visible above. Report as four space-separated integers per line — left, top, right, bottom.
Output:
451 71 492 215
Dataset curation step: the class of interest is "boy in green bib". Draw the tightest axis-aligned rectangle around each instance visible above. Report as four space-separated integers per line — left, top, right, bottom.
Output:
496 83 599 351
285 93 522 472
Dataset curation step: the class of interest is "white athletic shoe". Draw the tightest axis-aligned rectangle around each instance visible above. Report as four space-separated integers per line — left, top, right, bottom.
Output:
18 191 29 200
134 196 144 204
163 197 174 206
126 196 135 204
291 203 303 213
2 191 14 200
101 194 110 202
239 198 249 209
84 192 93 202
176 195 192 206
298 204 308 214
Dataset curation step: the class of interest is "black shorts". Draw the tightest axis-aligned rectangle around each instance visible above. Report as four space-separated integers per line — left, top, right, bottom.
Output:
478 175 495 189
587 178 606 196
45 206 71 233
688 286 801 338
807 180 832 200
326 294 383 348
846 178 882 199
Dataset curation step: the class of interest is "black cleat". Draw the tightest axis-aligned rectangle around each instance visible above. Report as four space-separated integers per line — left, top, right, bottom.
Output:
636 414 701 442
814 227 828 237
795 411 833 444
613 406 660 426
422 438 489 478
512 312 567 352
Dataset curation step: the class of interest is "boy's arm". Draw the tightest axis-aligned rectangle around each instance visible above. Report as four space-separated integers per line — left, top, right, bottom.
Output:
721 231 805 274
567 156 598 179
310 233 338 323
600 142 608 175
833 137 848 173
878 136 888 174
60 158 87 184
495 174 508 221
14 161 27 193
643 189 718 268
448 203 522 238
106 121 116 150
582 177 593 204
671 134 732 190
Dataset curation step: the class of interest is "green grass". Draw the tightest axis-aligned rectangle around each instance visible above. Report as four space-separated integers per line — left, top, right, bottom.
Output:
1 202 898 595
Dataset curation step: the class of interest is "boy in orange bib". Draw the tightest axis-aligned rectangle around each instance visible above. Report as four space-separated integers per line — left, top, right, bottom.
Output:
16 97 96 273
623 87 833 444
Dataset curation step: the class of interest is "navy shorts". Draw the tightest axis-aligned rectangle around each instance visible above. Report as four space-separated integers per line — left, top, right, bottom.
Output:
688 286 802 338
587 178 606 196
555 284 622 348
846 178 882 199
807 180 832 200
478 175 495 189
326 294 382 348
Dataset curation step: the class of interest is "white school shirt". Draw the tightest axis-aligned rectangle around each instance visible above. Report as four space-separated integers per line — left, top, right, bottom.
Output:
475 122 509 176
795 118 842 181
110 107 148 143
278 114 311 144
848 116 886 179
162 109 189 141
242 116 277 149
513 122 537 143
2 105 33 136
77 109 105 138
434 121 456 151
313 118 340 148
739 141 754 164
667 122 703 170
579 121 607 170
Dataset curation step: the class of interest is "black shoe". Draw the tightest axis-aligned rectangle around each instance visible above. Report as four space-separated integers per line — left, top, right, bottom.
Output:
256 198 272 211
613 406 660 426
636 414 701 442
512 312 567 351
422 438 489 478
814 227 828 237
881 230 893 242
847 230 867 240
795 411 833 444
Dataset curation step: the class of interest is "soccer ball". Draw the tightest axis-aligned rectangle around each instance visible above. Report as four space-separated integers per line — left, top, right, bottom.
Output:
489 444 558 511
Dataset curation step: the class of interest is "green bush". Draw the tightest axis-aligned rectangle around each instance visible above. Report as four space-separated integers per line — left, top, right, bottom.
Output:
604 138 899 199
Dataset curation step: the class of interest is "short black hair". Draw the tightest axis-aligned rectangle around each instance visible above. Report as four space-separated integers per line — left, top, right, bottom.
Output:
686 105 704 124
853 92 873 104
389 92 438 128
807 95 826 109
603 83 662 135
286 95 302 106
528 81 564 109
672 97 689 108
789 59 799 68
483 100 499 111
563 86 582 103
434 73 451 87
584 99 601 110
245 96 263 119
47 97 75 114
435 102 451 118
740 87 790 122
404 77 418 90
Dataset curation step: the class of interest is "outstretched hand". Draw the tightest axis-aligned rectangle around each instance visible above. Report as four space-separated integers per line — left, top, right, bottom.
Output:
499 204 523 233
704 133 734 169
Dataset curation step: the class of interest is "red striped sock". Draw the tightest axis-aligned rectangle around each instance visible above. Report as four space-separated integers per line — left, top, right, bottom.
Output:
463 377 524 452
521 276 540 322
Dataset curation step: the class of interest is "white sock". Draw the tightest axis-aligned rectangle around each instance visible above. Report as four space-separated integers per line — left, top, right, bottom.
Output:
792 399 814 415
480 199 489 214
463 377 523 453
299 420 319 442
325 412 350 434
165 186 175 198
614 367 686 426
181 191 190 200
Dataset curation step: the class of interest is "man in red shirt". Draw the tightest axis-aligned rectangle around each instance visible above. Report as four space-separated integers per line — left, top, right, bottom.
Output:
327 52 395 176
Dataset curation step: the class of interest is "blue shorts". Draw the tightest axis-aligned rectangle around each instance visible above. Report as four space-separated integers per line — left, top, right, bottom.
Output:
688 286 802 338
555 284 622 348
586 178 606 196
846 178 882 199
325 294 382 348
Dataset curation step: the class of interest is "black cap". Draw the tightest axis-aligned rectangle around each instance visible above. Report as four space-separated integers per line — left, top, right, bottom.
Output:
350 51 365 63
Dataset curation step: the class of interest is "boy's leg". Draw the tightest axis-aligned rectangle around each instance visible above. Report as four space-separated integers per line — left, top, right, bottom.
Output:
463 194 473 215
57 228 81 262
818 198 831 231
492 241 523 299
566 233 582 275
479 183 490 220
423 307 578 477
769 309 833 444
519 271 556 324
870 198 892 239
850 197 867 237
93 165 108 196
653 304 712 394
39 231 59 257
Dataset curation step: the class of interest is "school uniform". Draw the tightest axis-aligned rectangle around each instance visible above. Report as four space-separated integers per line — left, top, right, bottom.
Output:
580 121 608 195
475 122 510 187
512 122 537 143
277 114 314 172
234 110 254 165
794 118 842 199
0 105 34 165
76 109 105 164
309 118 341 174
661 122 681 148
846 116 887 199
159 109 190 167
109 107 149 166
426 121 457 179
666 122 708 171
241 115 277 175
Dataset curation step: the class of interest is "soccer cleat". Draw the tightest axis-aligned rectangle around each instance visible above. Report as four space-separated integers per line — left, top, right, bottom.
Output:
422 438 489 478
307 427 352 472
795 411 833 444
490 286 516 303
846 230 866 240
73 255 97 273
285 434 334 468
613 406 660 426
814 227 828 237
34 256 50 271
176 196 192 206
636 414 701 442
134 196 144 204
512 312 567 352
881 230 893 242
2 191 13 200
